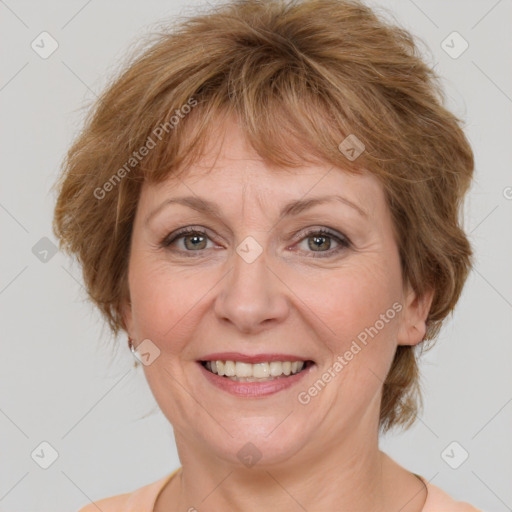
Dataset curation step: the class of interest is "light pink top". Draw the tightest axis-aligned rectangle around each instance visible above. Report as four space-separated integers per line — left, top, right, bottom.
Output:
77 469 483 511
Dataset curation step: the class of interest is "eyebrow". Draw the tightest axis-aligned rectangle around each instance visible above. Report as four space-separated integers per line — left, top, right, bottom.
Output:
144 193 368 227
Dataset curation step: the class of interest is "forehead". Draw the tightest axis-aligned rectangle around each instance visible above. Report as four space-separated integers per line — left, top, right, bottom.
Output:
138 117 384 220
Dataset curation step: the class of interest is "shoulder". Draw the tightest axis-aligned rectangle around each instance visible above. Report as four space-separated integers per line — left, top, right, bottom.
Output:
77 491 131 512
420 476 484 512
76 471 178 512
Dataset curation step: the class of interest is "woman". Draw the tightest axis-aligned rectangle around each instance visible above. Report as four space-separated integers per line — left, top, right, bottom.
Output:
52 0 482 510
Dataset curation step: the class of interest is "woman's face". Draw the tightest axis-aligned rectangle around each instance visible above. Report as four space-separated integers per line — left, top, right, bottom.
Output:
123 118 429 468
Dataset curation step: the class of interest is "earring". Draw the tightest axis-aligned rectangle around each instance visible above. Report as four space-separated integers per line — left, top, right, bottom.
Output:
128 337 135 355
128 337 140 368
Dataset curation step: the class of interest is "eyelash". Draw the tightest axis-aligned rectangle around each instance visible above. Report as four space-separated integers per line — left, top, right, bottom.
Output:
160 226 351 258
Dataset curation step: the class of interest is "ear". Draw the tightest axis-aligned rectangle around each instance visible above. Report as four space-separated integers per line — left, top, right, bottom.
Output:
397 284 434 346
120 296 134 339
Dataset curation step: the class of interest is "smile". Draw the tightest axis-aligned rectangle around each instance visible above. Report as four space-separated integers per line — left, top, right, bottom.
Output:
201 359 314 381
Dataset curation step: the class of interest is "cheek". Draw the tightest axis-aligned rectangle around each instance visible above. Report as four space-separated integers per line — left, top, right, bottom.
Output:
305 259 401 340
305 274 401 417
128 257 197 349
307 255 403 381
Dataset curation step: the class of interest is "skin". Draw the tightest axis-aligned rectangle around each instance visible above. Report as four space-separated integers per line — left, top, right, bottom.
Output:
122 116 434 512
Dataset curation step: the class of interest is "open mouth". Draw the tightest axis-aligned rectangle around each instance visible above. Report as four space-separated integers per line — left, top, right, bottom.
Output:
200 359 315 382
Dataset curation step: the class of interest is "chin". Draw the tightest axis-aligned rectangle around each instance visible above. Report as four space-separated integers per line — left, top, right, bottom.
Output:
205 416 315 468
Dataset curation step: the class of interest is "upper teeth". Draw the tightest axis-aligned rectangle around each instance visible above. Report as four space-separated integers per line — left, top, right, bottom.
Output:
205 360 305 378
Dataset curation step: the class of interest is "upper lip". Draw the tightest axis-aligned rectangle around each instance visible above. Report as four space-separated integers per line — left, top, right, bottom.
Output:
199 352 313 364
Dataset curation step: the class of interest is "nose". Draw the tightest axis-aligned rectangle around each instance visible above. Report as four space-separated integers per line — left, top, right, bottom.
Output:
213 243 290 335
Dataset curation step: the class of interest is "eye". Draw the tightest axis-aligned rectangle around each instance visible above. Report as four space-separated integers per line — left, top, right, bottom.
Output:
294 228 350 258
161 226 351 258
161 227 214 252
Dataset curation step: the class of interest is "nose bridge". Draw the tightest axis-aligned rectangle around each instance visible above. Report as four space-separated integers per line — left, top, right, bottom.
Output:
214 234 289 333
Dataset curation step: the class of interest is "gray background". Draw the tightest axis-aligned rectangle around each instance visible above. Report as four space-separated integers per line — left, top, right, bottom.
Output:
0 0 511 511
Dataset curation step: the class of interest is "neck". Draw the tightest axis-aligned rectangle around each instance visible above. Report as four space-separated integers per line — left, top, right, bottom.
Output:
169 428 392 511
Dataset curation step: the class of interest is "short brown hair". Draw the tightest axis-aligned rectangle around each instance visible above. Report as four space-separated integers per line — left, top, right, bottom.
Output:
52 0 474 433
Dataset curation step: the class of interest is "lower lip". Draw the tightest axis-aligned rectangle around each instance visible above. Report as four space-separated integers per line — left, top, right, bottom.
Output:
198 362 315 397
